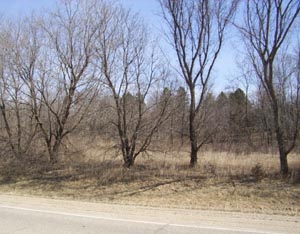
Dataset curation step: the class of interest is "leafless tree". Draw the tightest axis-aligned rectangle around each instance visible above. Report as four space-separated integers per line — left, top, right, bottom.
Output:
237 0 300 175
94 5 171 167
159 0 238 167
24 0 99 163
0 19 39 159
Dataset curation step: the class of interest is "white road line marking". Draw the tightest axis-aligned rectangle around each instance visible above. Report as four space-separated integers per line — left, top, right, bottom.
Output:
0 205 279 234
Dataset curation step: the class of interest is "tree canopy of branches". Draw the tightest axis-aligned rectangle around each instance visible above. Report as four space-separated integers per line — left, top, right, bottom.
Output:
94 5 171 167
1 0 300 175
159 0 238 167
0 19 38 159
238 0 300 175
33 0 99 163
0 0 100 164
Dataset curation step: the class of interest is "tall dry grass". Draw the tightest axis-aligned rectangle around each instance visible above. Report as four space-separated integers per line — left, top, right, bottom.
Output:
50 135 300 186
1 136 299 215
1 135 299 185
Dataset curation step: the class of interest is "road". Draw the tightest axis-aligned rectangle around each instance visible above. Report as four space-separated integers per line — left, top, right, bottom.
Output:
0 195 299 234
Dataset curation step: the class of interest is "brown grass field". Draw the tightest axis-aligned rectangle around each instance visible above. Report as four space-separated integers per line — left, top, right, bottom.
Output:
0 137 299 216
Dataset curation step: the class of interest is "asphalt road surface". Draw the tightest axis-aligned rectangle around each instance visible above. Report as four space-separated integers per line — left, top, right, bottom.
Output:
0 195 299 234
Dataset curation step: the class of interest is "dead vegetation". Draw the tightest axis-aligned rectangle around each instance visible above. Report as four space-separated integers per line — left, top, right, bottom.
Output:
0 0 299 219
0 139 299 216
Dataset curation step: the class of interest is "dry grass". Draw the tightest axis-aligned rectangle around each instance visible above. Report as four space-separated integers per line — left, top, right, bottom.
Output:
0 137 300 216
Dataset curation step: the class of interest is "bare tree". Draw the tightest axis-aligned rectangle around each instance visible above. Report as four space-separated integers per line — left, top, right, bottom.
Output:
95 5 171 167
159 0 238 167
25 0 99 163
237 0 300 175
0 19 39 159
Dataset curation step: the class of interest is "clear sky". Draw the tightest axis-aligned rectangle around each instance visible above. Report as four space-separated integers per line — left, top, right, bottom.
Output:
0 0 54 16
0 0 238 94
117 0 240 94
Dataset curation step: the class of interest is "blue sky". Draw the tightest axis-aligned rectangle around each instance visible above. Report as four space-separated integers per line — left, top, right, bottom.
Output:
0 0 238 94
0 0 54 16
0 0 159 19
118 0 240 93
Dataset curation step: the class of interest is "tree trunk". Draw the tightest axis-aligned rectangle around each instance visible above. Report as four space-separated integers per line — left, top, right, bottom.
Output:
121 138 135 168
275 129 289 176
279 149 288 176
123 153 135 168
48 139 61 164
273 100 289 176
190 140 198 167
189 87 198 167
49 151 58 164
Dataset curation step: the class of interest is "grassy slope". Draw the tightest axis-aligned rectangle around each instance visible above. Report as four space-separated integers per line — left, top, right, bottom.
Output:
0 149 299 216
